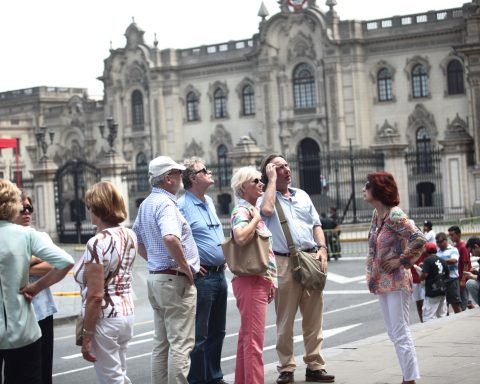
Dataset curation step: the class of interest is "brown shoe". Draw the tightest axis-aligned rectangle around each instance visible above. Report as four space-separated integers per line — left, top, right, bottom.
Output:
277 371 294 384
306 368 335 383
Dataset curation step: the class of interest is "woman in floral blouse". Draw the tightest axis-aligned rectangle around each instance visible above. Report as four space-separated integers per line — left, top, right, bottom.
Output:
363 171 426 384
229 166 277 384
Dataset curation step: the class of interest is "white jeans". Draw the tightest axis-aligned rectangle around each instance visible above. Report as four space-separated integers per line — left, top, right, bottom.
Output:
378 290 420 381
422 295 447 322
91 315 134 384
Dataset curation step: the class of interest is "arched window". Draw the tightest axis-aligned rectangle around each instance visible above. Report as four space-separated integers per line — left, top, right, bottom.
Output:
242 84 255 116
214 88 227 119
217 145 230 187
293 63 317 109
132 90 144 131
136 152 149 192
297 138 322 194
447 60 465 95
416 127 433 174
186 92 199 121
412 64 429 98
377 68 393 101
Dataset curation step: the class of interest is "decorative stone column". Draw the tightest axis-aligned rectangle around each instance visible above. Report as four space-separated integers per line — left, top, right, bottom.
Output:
97 153 131 224
438 117 474 216
30 160 58 240
370 120 409 211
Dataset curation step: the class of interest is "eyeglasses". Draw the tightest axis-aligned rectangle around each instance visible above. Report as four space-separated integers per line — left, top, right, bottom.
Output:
20 205 34 215
252 178 261 184
195 168 210 175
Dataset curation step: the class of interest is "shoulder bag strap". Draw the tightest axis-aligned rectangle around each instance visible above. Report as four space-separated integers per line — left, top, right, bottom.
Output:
274 199 297 255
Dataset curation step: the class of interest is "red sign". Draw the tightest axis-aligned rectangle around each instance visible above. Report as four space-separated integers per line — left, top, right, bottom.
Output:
0 138 20 187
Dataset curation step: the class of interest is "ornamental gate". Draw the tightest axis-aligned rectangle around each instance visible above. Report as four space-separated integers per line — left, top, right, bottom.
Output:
55 159 101 243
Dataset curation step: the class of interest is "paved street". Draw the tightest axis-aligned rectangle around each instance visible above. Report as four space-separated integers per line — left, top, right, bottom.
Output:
50 252 422 383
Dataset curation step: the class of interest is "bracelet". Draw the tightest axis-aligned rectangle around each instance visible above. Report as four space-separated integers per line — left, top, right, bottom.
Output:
83 329 95 336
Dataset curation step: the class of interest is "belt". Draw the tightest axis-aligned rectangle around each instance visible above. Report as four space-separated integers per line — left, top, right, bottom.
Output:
149 269 186 277
274 247 318 257
200 264 225 272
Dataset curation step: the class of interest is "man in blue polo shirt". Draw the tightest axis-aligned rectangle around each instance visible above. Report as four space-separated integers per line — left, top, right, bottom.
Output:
178 157 227 384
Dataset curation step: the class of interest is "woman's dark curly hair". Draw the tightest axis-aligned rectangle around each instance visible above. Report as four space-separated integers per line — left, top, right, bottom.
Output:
366 171 400 207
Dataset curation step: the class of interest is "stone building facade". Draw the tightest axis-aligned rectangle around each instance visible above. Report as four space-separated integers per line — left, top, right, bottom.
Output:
2 0 480 240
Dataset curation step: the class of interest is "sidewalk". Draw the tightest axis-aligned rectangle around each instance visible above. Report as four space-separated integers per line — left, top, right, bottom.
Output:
223 309 479 384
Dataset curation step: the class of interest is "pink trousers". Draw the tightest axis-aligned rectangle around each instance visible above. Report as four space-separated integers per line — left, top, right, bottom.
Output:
232 275 271 384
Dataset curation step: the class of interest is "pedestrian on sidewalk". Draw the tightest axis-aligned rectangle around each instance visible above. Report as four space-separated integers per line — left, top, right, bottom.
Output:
414 243 449 322
259 154 334 384
178 157 228 384
74 181 138 384
448 226 473 310
133 156 200 384
229 167 277 384
435 232 463 314
464 237 480 305
423 221 436 244
13 191 58 384
363 171 425 384
0 179 74 384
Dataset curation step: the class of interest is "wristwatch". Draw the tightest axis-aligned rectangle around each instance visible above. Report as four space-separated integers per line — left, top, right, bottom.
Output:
318 244 328 252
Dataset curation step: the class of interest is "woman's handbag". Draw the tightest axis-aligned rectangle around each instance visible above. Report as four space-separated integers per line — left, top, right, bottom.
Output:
222 231 270 276
275 200 327 291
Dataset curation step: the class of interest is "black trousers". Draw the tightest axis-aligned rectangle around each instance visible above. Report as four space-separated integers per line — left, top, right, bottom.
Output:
38 315 54 384
0 338 42 384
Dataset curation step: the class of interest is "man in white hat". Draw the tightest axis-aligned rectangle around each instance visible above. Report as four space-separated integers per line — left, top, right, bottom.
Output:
133 155 200 384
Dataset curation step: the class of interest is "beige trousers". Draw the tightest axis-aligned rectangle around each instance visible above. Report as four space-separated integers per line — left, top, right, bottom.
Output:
275 254 326 373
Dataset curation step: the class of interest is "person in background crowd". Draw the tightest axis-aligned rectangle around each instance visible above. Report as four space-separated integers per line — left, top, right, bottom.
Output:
423 221 436 244
363 171 425 384
410 244 428 323
447 226 473 310
464 237 480 305
320 212 338 261
435 232 462 314
74 181 137 384
14 192 57 384
414 243 449 322
229 166 277 384
133 156 200 384
178 157 228 384
0 179 74 384
260 154 334 384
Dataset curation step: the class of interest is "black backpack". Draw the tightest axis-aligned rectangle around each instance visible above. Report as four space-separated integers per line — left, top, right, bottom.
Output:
427 258 449 298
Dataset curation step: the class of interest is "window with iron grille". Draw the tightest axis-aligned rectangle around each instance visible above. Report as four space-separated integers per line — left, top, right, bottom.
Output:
214 88 227 119
416 127 433 173
132 90 145 131
242 85 255 116
186 92 199 121
412 64 429 98
136 152 149 192
377 68 393 101
293 63 316 109
447 60 465 95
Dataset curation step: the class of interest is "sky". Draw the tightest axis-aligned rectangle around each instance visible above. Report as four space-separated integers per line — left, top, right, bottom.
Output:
0 0 466 98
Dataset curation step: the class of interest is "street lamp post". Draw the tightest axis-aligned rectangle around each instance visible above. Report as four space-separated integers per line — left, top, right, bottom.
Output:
98 117 118 154
35 125 55 162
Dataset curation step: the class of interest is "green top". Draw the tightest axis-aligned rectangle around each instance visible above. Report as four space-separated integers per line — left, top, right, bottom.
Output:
0 221 74 349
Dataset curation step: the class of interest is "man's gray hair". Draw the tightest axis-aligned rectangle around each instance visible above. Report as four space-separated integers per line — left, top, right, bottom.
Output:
150 174 167 187
182 157 205 190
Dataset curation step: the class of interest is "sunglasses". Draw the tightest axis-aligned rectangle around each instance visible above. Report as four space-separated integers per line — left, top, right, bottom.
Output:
252 178 261 184
365 181 371 190
168 169 182 176
195 167 209 175
20 205 34 214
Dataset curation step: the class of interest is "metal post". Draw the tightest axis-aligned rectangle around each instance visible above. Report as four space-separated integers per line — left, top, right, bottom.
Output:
73 162 82 244
335 159 340 209
349 139 358 223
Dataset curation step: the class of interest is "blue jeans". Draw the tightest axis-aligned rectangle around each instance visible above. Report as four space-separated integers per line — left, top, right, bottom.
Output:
188 270 228 384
